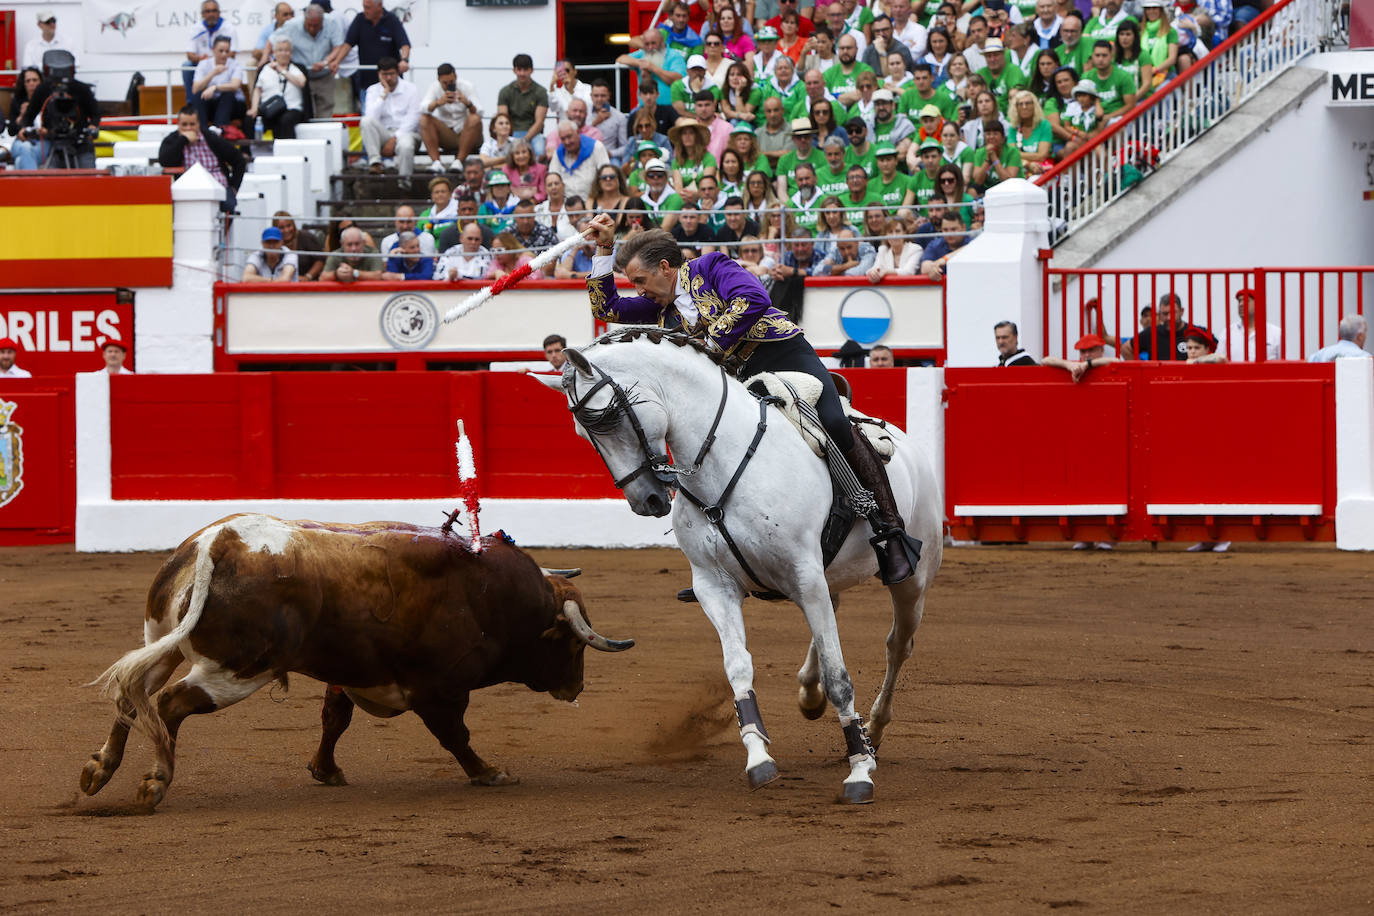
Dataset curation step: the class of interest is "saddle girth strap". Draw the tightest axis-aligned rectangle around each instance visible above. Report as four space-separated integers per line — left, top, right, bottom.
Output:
676 397 773 592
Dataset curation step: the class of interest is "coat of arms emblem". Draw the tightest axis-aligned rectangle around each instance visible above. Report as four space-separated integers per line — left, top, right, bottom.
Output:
0 400 24 509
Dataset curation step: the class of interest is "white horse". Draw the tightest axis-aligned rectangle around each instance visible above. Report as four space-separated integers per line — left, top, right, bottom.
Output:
538 329 942 803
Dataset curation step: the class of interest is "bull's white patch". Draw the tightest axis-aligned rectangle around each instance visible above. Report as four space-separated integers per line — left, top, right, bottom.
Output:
227 515 294 556
181 657 274 708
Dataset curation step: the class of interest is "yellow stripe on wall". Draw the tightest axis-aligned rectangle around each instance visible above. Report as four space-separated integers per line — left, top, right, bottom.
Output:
0 205 173 260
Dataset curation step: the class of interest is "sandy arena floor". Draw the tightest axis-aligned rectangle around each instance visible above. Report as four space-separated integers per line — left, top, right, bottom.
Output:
1 542 1372 913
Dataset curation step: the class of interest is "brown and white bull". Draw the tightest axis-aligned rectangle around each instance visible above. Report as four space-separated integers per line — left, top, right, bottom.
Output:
80 513 632 811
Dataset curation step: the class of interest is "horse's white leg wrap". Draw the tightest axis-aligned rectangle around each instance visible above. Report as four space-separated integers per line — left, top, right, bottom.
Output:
838 714 877 804
695 575 778 789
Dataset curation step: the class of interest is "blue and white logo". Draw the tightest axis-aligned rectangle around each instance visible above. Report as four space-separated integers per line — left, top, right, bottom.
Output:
837 289 893 345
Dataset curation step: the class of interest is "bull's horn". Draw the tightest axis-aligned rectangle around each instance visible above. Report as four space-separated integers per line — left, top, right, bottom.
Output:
542 567 582 579
563 599 634 652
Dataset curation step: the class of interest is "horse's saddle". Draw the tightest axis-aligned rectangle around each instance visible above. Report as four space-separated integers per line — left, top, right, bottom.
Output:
746 371 895 464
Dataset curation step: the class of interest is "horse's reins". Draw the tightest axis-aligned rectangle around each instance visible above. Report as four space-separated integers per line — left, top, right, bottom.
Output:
567 359 775 591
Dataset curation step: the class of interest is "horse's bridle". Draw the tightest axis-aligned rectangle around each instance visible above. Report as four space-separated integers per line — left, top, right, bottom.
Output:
566 358 731 490
567 356 776 592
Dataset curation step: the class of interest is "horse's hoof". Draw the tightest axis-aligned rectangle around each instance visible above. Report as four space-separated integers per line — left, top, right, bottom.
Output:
747 760 779 791
135 776 166 811
80 758 112 796
676 587 697 603
307 762 348 786
798 686 827 720
471 769 519 787
838 779 875 805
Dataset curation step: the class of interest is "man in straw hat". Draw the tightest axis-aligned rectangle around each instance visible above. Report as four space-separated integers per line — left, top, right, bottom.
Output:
577 212 924 591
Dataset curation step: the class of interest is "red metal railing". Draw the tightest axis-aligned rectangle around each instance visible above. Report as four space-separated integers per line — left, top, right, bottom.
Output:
1043 263 1374 362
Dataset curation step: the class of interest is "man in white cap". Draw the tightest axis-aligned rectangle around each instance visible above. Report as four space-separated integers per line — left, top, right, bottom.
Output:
869 88 915 158
23 9 70 69
638 158 683 231
672 54 718 116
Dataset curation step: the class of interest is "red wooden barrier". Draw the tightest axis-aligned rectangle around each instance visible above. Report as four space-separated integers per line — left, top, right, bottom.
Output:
945 363 1336 543
107 370 912 502
0 379 76 545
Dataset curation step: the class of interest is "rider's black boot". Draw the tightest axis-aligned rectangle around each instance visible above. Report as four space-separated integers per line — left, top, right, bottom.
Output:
843 433 922 586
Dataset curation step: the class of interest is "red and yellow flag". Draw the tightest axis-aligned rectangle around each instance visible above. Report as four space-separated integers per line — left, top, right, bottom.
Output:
0 176 173 288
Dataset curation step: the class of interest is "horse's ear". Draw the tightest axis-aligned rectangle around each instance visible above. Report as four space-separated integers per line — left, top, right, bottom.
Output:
566 348 594 377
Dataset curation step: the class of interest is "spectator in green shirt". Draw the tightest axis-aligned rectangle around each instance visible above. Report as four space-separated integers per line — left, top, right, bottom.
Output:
871 142 914 211
839 163 883 221
1055 12 1093 76
908 138 943 203
844 116 878 177
1086 40 1137 117
1008 89 1053 174
826 33 874 107
815 135 851 197
970 120 1022 191
775 116 826 199
975 38 1028 114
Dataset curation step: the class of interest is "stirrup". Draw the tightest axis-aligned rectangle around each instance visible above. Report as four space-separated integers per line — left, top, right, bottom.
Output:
869 528 923 586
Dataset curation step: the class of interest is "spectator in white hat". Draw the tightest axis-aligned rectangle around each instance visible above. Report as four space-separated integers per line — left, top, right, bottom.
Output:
23 9 70 70
672 54 719 116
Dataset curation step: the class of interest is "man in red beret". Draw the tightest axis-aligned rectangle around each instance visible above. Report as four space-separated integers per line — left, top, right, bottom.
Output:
1044 332 1119 381
0 339 31 378
92 337 134 375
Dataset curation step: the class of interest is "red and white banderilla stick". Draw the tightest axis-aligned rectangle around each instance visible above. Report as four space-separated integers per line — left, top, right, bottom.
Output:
441 232 588 325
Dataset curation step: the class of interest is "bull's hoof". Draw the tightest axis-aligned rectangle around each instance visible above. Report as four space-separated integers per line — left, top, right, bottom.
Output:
746 760 779 791
837 779 875 805
135 775 167 811
80 757 114 796
798 684 828 720
307 762 348 786
471 769 519 787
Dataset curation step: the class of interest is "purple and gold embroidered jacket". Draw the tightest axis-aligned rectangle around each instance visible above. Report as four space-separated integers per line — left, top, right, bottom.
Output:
587 251 801 358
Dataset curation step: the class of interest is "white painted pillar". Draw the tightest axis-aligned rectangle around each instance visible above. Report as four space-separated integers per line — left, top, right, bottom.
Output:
943 179 1049 367
134 164 224 374
905 367 945 510
1335 357 1374 550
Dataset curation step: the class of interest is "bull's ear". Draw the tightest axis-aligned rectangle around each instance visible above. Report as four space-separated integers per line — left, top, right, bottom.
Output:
531 372 564 391
565 348 594 378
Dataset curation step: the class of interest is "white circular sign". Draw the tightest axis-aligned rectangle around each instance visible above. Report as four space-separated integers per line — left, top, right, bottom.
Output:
379 292 439 350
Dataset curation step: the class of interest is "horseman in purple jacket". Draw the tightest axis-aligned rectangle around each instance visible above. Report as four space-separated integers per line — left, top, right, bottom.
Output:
581 212 918 587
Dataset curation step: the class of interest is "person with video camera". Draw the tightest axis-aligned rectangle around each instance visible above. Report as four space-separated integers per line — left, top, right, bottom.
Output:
15 50 99 169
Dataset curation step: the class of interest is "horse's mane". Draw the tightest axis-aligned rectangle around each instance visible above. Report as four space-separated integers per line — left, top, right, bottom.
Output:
588 327 731 370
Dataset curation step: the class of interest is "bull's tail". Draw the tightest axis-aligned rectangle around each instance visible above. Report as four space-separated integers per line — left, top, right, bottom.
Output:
88 532 217 756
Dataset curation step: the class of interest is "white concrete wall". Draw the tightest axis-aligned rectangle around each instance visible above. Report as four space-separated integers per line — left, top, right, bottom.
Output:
1090 54 1374 272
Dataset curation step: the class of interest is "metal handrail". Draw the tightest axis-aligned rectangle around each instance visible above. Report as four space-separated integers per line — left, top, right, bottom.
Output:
1033 0 1323 242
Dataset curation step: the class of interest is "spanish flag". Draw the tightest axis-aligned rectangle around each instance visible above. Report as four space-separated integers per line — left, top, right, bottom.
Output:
0 176 173 288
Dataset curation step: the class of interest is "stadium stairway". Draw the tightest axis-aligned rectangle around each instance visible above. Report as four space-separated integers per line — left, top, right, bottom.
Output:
1050 65 1326 271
